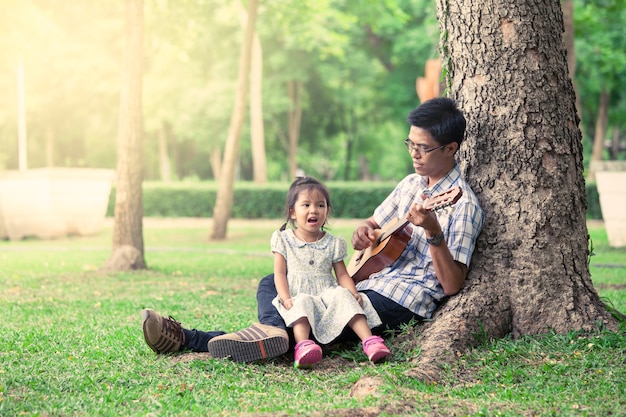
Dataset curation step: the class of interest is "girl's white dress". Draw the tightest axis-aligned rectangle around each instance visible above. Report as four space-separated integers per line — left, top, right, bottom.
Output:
271 229 382 344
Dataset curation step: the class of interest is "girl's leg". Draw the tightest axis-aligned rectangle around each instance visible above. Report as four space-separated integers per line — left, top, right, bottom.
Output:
347 313 390 363
291 318 311 343
292 317 322 369
347 314 372 340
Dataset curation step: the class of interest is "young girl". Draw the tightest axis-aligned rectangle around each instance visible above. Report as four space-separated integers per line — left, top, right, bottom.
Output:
271 176 390 369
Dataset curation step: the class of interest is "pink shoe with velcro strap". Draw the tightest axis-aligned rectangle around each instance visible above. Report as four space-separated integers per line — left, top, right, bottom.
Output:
362 335 390 363
293 339 322 369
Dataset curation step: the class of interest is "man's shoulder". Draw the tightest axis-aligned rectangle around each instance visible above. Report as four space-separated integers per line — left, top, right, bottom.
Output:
454 180 485 218
395 173 424 189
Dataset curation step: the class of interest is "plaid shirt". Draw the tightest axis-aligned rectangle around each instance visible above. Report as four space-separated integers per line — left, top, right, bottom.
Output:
356 164 485 318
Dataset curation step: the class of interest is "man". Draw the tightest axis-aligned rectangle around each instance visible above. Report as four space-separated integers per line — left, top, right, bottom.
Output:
142 97 485 362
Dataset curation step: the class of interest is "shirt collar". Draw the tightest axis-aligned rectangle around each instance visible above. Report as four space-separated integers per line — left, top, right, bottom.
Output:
422 164 461 197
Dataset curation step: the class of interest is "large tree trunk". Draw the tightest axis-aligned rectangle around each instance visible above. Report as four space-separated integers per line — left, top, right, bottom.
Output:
211 0 258 240
406 0 617 383
103 0 146 271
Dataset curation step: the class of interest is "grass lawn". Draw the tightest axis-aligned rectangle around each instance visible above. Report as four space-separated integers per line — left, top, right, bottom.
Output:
0 219 624 416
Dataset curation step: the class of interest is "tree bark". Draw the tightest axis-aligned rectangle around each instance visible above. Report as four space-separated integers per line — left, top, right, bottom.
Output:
211 0 258 240
103 0 146 271
405 0 617 383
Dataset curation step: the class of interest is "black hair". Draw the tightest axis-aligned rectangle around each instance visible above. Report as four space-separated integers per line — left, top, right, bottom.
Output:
406 97 466 146
279 176 331 231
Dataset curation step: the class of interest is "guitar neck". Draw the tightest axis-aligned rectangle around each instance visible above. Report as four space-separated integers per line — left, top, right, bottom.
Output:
378 187 462 242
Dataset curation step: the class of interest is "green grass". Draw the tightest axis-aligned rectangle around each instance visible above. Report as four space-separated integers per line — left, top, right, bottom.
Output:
1 220 624 416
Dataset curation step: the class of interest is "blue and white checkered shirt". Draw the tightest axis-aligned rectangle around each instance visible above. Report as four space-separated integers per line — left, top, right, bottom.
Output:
356 164 485 319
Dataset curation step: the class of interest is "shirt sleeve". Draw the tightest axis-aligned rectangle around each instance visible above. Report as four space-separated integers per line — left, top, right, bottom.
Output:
445 199 485 267
333 236 348 263
270 230 287 258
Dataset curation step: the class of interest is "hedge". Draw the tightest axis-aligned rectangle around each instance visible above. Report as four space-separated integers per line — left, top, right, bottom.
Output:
106 181 603 220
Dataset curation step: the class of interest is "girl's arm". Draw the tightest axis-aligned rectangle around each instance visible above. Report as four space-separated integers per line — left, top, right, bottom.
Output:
334 261 363 307
274 252 293 309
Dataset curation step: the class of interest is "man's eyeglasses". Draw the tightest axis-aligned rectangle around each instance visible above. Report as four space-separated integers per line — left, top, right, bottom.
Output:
404 138 445 156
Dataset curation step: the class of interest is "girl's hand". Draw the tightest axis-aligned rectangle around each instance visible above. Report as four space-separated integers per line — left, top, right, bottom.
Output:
279 297 294 310
352 292 363 307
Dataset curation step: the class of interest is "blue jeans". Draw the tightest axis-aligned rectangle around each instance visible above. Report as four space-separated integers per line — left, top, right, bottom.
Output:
183 274 422 352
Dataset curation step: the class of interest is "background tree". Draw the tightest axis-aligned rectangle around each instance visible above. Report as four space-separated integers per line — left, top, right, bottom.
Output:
211 0 259 240
2 1 623 187
0 1 120 170
249 25 266 184
103 0 146 270
574 0 626 176
403 0 618 383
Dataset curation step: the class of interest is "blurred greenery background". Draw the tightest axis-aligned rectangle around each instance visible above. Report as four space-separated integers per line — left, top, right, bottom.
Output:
1 0 624 183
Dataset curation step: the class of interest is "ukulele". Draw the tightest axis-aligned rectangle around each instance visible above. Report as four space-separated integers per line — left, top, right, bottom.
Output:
347 187 463 283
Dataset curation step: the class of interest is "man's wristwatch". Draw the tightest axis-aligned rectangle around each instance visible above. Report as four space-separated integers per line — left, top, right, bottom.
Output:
427 232 445 246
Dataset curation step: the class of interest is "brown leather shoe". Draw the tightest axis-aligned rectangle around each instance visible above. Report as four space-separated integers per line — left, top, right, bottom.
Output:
142 309 185 354
207 323 289 362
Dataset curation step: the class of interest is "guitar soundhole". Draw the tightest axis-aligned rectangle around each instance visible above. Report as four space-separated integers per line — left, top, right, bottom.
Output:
354 252 364 265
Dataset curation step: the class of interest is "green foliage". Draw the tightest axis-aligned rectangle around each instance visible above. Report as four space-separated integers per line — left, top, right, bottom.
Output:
3 0 622 184
574 0 626 158
107 181 397 219
106 180 603 220
0 0 437 183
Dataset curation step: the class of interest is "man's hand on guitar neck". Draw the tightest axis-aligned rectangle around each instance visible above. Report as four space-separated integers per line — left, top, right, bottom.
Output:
406 194 442 238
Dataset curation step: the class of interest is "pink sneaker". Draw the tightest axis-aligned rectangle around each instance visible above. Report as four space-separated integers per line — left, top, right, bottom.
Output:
294 339 322 369
362 335 390 363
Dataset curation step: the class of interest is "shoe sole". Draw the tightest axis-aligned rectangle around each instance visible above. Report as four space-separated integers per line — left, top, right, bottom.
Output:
368 350 390 363
208 336 289 363
294 348 322 369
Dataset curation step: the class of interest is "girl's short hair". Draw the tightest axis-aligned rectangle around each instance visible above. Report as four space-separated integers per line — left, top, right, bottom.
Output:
280 176 331 230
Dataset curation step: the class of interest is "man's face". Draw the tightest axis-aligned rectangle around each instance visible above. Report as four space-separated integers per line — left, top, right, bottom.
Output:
405 126 451 178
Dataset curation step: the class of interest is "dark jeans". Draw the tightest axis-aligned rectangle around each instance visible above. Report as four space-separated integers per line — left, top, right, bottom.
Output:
183 274 422 352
